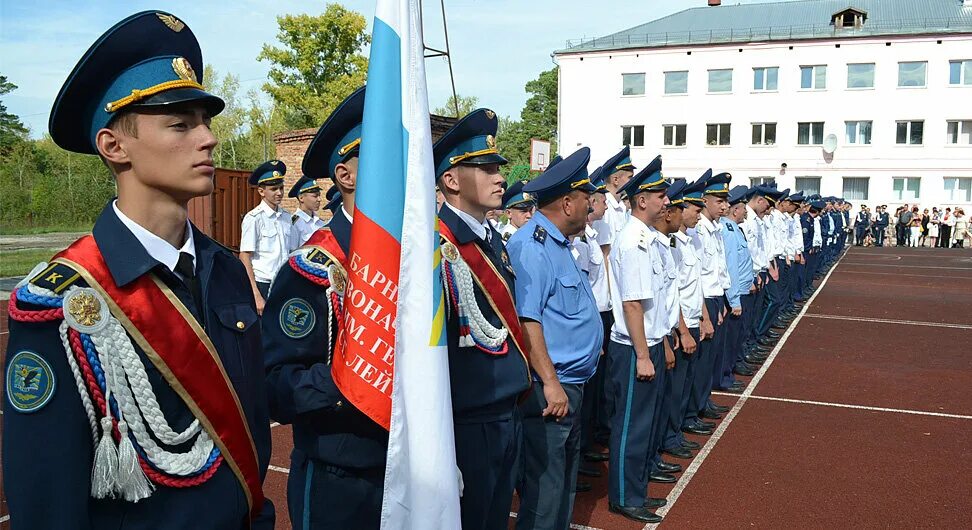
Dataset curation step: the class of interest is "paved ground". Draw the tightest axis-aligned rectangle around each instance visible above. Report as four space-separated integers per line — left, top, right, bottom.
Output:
3 244 971 529
0 232 87 253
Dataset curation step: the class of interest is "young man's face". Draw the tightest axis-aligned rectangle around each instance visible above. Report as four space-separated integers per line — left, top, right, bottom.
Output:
115 106 217 200
259 184 285 207
507 205 534 228
611 169 634 191
299 190 322 213
665 206 683 233
449 163 505 213
589 192 607 222
641 189 669 222
703 194 728 219
682 203 702 229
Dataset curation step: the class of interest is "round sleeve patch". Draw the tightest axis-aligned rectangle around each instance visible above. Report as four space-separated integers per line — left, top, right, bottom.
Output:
279 298 316 339
6 351 56 413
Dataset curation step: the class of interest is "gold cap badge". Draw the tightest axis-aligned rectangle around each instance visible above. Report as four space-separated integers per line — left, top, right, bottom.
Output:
157 14 185 32
172 57 197 83
486 135 496 149
485 110 495 120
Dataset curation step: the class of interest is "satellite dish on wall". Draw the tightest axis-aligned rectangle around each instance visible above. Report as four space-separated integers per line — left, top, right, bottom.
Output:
823 134 838 154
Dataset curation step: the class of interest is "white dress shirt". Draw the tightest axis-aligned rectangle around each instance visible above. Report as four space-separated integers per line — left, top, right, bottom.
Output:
240 200 294 283
113 201 195 279
444 202 491 242
574 224 611 312
671 229 704 328
292 208 326 247
609 218 677 346
812 217 823 247
741 205 768 273
696 214 729 298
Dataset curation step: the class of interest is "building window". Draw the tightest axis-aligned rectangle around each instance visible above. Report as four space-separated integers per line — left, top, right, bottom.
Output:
892 177 921 201
946 120 972 145
944 177 972 202
895 120 923 145
706 123 731 146
751 123 777 145
795 177 821 196
708 69 733 93
663 124 687 147
800 65 827 89
949 60 972 85
797 122 824 145
845 121 872 145
750 177 776 186
847 63 875 88
753 67 779 91
622 73 645 96
664 71 688 94
832 8 867 29
621 125 645 147
897 62 927 87
843 177 870 200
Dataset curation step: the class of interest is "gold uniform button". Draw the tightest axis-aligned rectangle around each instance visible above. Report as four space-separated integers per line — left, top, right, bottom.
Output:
236 321 245 330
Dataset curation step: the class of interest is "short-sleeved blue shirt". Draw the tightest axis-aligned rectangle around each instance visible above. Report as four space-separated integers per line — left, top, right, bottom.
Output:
507 211 603 384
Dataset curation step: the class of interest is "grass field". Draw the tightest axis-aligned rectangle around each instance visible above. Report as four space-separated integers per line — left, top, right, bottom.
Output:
0 248 59 277
0 223 92 236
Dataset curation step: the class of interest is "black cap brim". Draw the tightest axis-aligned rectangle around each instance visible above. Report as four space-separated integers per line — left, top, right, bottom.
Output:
458 153 508 167
130 87 225 116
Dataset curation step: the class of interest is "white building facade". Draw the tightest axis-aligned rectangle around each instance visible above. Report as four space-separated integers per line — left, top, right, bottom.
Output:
555 0 972 211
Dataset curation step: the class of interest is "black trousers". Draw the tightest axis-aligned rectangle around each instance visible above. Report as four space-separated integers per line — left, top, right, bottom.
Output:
939 225 952 247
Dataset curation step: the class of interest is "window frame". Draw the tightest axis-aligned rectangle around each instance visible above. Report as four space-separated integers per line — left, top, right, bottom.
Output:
706 123 732 146
949 60 972 86
800 65 827 90
897 61 927 88
891 177 921 201
662 124 688 147
621 72 646 96
752 67 779 92
621 125 646 147
794 176 822 196
842 176 870 201
751 122 777 146
895 120 924 145
749 177 776 187
797 121 825 145
943 177 972 202
707 69 734 94
846 63 875 89
946 120 972 145
664 70 689 95
844 120 873 145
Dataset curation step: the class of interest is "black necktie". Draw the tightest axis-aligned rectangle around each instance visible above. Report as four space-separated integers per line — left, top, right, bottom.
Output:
175 252 202 314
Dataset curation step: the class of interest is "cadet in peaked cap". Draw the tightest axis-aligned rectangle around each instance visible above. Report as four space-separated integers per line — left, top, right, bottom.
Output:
498 180 537 241
324 185 343 213
240 158 294 305
728 185 751 206
702 170 732 196
618 155 669 201
433 107 530 530
507 146 603 528
288 176 325 247
301 86 366 253
8 10 276 529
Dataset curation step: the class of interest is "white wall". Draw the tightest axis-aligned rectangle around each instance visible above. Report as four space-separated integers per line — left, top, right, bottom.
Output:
556 33 972 211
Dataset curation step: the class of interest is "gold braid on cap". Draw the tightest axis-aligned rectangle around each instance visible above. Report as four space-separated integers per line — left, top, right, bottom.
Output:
570 178 592 189
449 147 499 166
338 138 361 157
104 79 205 113
637 176 667 191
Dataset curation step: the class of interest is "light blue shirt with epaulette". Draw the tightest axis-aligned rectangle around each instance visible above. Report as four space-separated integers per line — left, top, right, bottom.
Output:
507 211 603 384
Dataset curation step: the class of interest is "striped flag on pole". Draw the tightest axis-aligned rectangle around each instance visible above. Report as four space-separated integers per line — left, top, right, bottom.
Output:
329 0 461 527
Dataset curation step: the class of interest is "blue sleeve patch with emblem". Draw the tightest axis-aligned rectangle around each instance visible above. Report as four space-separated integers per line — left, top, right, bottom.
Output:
6 351 56 413
533 226 547 244
305 248 335 266
280 298 316 339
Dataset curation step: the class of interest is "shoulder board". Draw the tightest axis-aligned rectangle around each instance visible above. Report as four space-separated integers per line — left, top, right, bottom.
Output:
533 225 547 244
305 248 335 267
292 214 299 225
29 262 82 294
726 224 734 231
670 235 677 248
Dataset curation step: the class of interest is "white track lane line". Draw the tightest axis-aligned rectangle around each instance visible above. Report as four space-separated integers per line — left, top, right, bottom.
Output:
803 314 972 330
270 422 281 428
837 263 972 270
0 514 9 523
643 250 847 529
837 270 972 279
268 465 290 474
734 395 972 420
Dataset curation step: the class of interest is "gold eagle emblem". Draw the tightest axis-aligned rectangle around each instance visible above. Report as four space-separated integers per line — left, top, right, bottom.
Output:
172 57 197 83
157 14 185 32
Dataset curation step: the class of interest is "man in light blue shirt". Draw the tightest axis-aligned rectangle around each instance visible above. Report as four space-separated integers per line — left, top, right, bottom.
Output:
720 186 756 391
507 147 602 530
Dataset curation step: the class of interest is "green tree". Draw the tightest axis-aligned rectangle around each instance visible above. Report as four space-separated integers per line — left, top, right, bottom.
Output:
433 94 479 118
258 4 370 129
496 66 558 177
0 75 29 154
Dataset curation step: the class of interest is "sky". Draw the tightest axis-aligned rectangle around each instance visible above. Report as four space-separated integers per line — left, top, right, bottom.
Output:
1 0 780 137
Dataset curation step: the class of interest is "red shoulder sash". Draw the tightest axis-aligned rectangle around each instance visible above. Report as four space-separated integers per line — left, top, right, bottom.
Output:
54 236 264 520
304 228 348 266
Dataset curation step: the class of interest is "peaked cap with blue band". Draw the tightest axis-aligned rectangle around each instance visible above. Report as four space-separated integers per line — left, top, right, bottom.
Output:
666 178 689 207
433 108 508 178
787 191 806 203
547 155 563 169
619 155 667 198
703 170 732 196
682 176 707 205
602 145 636 175
589 166 607 193
753 184 785 205
49 11 224 155
777 188 791 202
302 86 365 180
502 180 536 210
728 185 751 205
810 200 826 210
324 186 343 212
523 147 597 202
249 160 286 186
288 176 321 198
